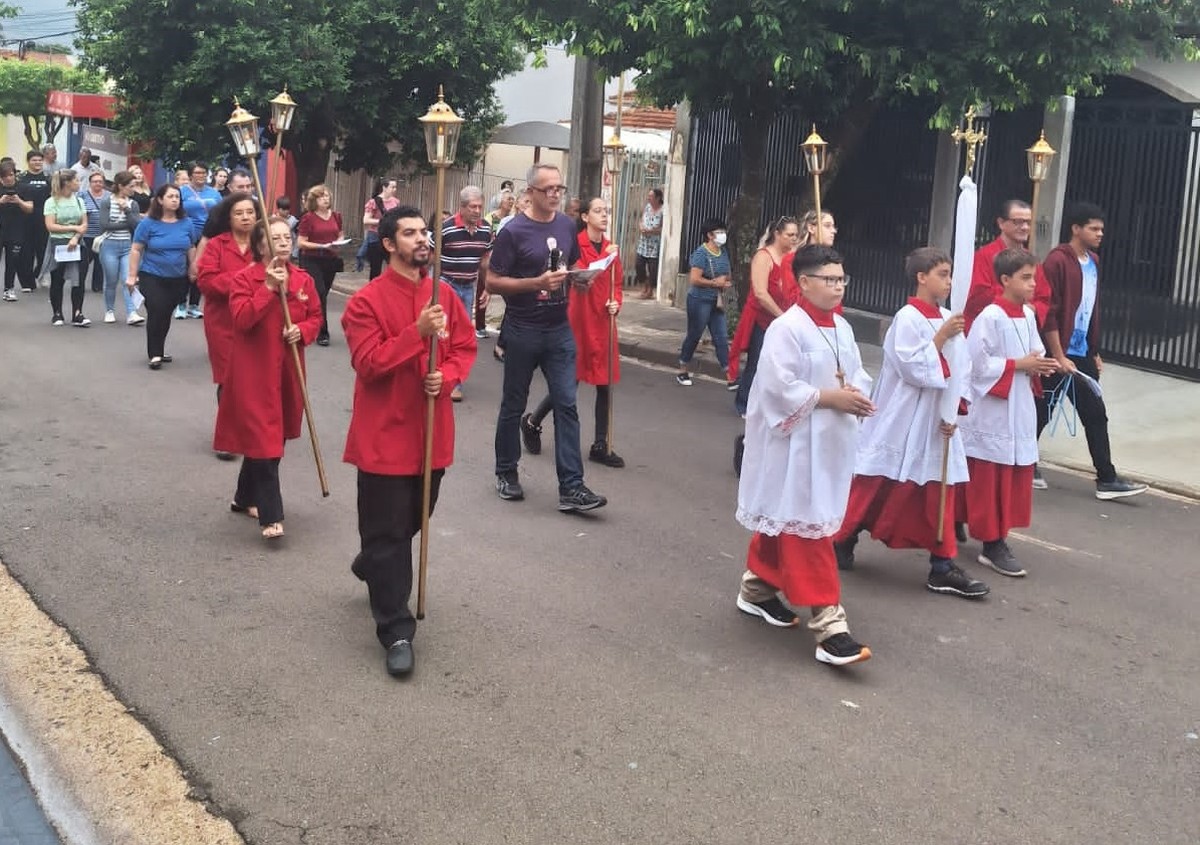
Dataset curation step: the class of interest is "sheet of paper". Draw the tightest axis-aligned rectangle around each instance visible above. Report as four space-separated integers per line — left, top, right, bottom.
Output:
1075 370 1103 399
54 244 82 263
131 287 145 312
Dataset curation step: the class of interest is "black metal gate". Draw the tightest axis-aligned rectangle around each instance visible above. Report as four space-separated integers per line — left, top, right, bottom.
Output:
1062 86 1199 379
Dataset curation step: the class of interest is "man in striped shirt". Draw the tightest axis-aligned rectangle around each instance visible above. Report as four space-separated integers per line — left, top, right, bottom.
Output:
440 186 492 401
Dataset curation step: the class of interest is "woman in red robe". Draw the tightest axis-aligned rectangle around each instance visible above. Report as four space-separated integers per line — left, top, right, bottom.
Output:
196 192 259 460
214 217 323 540
522 197 624 467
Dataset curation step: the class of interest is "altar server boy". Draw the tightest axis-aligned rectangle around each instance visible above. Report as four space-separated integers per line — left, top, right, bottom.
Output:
735 244 875 667
957 248 1058 577
833 247 988 598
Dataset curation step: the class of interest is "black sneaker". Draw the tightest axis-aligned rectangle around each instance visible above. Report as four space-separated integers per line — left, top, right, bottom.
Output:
926 564 990 598
955 522 969 543
736 595 799 628
726 379 739 391
558 484 606 512
815 632 872 666
834 535 857 571
588 443 625 468
495 472 524 501
675 372 692 386
520 413 542 455
1095 477 1148 500
979 540 1026 577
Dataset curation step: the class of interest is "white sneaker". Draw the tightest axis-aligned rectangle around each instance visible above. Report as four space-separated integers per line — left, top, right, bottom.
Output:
2 289 16 302
104 310 116 323
127 313 145 325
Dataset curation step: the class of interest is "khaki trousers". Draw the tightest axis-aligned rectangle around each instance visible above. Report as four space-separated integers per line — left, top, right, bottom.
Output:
739 570 849 642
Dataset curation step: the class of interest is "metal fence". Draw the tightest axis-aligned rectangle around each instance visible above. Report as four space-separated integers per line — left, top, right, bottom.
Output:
610 149 668 287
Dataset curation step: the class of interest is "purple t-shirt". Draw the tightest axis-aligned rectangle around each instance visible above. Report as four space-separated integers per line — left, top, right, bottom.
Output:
489 211 580 328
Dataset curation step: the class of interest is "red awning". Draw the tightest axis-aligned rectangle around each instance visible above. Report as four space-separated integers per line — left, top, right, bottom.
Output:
46 90 117 121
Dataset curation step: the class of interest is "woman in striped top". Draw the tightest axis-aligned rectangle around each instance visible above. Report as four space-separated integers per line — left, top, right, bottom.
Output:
97 171 144 325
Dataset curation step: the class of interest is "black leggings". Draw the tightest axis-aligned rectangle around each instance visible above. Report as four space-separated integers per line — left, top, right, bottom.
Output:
301 254 340 339
139 273 188 359
48 252 83 319
531 383 611 448
234 457 283 525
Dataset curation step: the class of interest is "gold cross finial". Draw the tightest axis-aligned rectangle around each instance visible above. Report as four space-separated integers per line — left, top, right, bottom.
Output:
950 106 987 179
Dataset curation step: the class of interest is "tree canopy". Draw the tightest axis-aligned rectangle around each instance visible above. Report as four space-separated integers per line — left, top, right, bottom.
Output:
0 59 106 150
507 0 1199 297
73 0 526 189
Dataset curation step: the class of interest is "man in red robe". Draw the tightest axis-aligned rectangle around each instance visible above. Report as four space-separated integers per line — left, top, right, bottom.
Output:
964 199 1052 333
342 206 478 677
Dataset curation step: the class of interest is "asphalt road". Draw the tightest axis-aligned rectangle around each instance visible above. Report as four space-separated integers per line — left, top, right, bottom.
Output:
1 291 1197 845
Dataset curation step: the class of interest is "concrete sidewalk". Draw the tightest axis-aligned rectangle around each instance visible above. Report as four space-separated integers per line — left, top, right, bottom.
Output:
331 271 1200 498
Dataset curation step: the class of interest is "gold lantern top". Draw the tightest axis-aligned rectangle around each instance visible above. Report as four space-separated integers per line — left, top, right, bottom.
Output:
418 86 464 167
225 99 262 157
602 132 627 176
270 87 298 133
1026 130 1057 183
802 125 828 176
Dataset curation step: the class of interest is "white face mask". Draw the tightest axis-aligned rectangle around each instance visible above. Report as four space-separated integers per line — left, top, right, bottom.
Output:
714 232 728 246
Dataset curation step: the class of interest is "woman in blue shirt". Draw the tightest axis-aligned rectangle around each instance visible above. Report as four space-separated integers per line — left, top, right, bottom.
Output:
178 162 220 318
126 184 197 369
676 217 734 387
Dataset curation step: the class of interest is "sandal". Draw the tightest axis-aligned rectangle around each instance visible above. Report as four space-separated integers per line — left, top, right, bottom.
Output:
262 522 284 540
230 502 259 519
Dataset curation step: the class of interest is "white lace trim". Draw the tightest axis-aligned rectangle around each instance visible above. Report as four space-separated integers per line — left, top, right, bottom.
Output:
736 509 844 538
778 391 821 436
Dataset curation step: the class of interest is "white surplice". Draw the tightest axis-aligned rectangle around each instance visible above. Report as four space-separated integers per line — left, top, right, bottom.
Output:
959 301 1043 467
855 302 970 485
736 304 872 538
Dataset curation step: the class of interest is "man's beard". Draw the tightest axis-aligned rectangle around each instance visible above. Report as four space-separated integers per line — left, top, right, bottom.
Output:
410 250 431 267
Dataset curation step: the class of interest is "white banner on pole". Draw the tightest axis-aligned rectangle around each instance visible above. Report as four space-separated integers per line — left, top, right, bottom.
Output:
950 174 977 315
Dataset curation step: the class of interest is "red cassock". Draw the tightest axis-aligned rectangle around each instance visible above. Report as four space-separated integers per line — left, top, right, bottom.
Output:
342 267 478 475
837 476 958 559
964 237 1052 333
568 230 623 386
212 263 323 459
955 460 1033 542
196 232 255 385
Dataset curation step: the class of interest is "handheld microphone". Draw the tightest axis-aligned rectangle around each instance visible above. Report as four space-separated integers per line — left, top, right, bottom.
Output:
547 237 561 271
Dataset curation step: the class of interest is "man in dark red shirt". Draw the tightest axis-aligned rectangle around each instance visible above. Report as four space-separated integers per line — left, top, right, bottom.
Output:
342 206 478 677
964 199 1052 333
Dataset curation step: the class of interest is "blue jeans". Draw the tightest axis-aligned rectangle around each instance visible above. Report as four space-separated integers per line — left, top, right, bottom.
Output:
734 323 765 415
494 321 583 492
100 239 136 315
678 287 729 370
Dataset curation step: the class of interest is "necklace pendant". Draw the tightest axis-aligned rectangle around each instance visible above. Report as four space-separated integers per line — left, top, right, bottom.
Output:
836 369 846 388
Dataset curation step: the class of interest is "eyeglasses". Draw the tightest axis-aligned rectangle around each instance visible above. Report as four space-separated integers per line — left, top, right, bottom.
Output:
1004 218 1032 226
808 274 851 287
529 185 567 196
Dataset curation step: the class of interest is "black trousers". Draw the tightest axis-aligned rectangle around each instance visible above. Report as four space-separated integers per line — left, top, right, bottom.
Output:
2 240 32 291
354 469 444 648
82 237 103 292
27 225 48 278
140 273 188 359
366 237 385 280
1036 354 1116 483
300 255 340 340
234 457 283 525
531 383 611 449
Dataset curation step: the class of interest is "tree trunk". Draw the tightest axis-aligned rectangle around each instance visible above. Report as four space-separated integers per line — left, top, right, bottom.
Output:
727 105 770 312
22 116 42 151
793 95 881 212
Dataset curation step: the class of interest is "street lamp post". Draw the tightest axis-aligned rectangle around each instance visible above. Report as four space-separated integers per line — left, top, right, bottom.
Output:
802 125 829 241
601 131 627 457
225 97 329 497
415 86 463 620
266 87 297 209
1025 130 1058 254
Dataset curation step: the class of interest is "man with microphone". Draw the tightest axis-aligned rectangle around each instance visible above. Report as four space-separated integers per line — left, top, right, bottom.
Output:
486 164 606 513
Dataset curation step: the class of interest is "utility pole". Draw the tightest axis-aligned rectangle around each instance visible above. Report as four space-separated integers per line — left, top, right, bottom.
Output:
567 57 605 202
